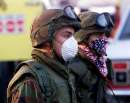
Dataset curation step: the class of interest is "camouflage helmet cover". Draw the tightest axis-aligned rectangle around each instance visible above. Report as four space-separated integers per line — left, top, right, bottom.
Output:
31 9 80 47
75 11 112 42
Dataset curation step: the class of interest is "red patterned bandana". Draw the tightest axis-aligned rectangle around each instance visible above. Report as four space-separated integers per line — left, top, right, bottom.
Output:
88 36 108 56
79 44 108 77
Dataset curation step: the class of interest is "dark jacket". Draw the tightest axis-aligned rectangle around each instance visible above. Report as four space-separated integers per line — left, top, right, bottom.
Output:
69 56 113 103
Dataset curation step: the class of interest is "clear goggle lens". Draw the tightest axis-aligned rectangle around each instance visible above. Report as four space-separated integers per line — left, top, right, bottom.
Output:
64 5 80 21
96 13 114 28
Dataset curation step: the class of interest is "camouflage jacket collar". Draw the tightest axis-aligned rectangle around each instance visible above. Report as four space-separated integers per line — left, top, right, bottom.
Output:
31 49 69 79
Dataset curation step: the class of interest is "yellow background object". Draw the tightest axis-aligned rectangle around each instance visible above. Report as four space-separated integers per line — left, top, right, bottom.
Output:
0 0 42 61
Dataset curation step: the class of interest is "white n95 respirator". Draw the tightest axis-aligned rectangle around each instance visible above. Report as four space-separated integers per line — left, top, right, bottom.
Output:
61 36 78 61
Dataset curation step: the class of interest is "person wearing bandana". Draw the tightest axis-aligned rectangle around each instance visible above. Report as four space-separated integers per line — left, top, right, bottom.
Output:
69 11 114 103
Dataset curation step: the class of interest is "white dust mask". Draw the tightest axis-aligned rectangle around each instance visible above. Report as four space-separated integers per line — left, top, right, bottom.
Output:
61 36 78 62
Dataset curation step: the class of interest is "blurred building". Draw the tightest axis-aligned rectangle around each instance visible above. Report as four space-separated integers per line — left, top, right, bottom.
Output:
41 0 78 9
120 0 130 18
0 0 43 102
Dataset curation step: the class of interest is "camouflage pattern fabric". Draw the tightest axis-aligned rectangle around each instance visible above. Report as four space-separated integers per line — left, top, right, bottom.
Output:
7 49 78 103
8 76 44 103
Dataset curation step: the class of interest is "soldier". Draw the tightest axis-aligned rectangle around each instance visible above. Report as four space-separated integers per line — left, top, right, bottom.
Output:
7 6 81 103
70 11 114 103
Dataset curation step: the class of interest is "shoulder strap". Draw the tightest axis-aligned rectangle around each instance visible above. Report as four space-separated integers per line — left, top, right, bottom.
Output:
25 60 57 102
28 60 55 97
106 58 114 80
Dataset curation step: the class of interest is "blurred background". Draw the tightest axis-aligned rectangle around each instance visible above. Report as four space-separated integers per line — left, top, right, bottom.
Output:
0 0 130 103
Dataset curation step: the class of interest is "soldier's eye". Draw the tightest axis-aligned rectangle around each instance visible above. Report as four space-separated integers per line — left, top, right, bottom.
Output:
63 32 73 39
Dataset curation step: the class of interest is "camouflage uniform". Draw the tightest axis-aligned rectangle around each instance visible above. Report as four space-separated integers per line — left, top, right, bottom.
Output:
8 75 43 103
71 11 114 103
7 8 80 103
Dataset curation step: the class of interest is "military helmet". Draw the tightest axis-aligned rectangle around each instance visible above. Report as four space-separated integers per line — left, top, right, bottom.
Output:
75 11 114 42
31 6 81 47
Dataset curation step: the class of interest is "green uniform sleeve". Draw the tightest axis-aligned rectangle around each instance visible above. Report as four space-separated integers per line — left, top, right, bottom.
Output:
9 77 45 103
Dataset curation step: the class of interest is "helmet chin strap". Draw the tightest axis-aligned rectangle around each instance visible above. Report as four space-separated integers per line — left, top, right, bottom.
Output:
48 23 55 41
48 20 64 61
51 36 65 64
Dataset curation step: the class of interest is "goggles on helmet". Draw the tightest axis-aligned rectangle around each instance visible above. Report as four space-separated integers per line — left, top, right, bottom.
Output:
41 5 80 27
87 12 114 30
63 5 80 21
96 13 114 28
